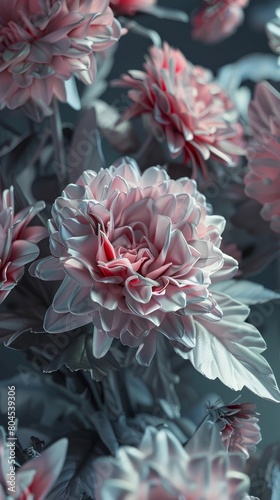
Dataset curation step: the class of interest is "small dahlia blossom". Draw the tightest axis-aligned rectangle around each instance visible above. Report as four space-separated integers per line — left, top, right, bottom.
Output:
244 82 280 232
0 0 121 120
0 427 67 500
31 159 280 401
191 0 249 44
110 0 156 16
113 43 244 174
94 421 252 499
206 399 261 458
0 186 47 304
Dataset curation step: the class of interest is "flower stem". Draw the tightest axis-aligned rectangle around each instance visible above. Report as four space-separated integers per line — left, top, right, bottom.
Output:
50 99 66 190
134 134 165 170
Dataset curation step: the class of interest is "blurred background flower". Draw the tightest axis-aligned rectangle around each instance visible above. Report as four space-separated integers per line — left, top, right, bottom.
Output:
94 420 251 499
110 0 156 16
203 398 261 458
0 427 67 500
191 0 249 44
245 81 280 233
0 186 47 304
0 0 121 121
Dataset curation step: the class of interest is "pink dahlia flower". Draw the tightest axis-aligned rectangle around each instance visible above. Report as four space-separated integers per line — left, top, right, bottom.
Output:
110 0 156 16
0 186 47 304
191 0 249 44
30 158 280 402
206 399 261 458
94 420 251 499
244 82 280 232
0 0 121 121
113 42 244 175
0 427 67 500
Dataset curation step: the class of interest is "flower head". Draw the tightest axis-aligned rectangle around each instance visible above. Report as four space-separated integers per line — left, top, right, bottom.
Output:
0 186 47 304
110 0 156 16
244 82 280 232
94 420 251 499
0 0 121 121
205 399 261 458
113 42 244 174
191 0 249 44
0 427 67 500
30 158 280 402
31 158 236 360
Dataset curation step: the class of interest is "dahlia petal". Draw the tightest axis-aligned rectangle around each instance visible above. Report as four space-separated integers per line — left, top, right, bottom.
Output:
28 42 53 64
135 331 157 366
166 125 185 156
52 276 82 313
166 229 192 269
211 254 239 282
92 328 113 358
9 241 39 268
154 287 187 311
98 307 125 333
141 166 169 187
44 306 91 333
90 283 119 310
19 438 68 499
159 312 195 342
69 286 95 314
63 258 94 286
120 330 143 347
125 275 155 304
29 256 65 281
113 158 141 185
22 225 48 243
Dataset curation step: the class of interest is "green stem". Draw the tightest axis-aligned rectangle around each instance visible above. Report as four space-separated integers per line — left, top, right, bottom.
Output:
50 99 66 189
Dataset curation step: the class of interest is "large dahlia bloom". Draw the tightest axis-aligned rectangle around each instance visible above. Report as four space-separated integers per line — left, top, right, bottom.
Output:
205 399 261 458
31 159 280 401
113 43 244 175
244 82 280 232
94 421 252 499
191 0 249 44
0 0 121 120
0 186 47 304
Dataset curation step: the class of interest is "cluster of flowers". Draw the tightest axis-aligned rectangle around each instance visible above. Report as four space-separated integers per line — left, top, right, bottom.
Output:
0 0 279 499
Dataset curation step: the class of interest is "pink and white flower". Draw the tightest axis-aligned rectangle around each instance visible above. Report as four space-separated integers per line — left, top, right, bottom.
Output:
244 82 280 232
0 186 47 304
113 42 244 175
205 399 261 458
31 159 280 401
110 0 156 16
94 420 252 499
191 0 249 44
0 0 121 121
0 427 67 500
